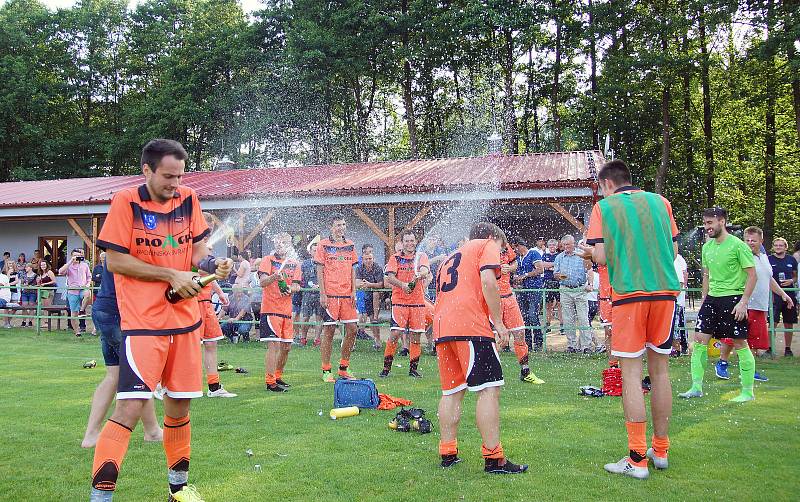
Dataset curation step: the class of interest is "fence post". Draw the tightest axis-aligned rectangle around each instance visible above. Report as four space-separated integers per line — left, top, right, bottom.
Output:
768 294 775 359
541 287 547 352
35 286 42 336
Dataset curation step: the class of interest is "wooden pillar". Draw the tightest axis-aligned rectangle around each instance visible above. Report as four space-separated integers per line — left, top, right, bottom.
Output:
388 206 396 249
91 215 98 264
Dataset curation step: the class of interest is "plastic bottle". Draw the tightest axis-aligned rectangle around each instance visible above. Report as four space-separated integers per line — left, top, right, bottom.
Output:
329 406 359 420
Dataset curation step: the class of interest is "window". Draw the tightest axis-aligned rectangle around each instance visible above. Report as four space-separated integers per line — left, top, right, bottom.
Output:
39 236 68 271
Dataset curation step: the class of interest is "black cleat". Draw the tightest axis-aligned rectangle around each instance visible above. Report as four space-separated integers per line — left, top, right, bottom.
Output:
379 369 390 378
484 458 529 474
398 348 410 357
408 369 423 378
266 383 288 393
275 378 291 388
441 454 462 468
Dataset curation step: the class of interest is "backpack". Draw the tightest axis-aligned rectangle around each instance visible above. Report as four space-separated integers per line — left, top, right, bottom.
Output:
333 378 380 409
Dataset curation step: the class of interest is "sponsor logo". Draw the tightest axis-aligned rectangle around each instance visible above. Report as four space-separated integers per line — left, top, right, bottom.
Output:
162 234 179 249
133 384 145 390
135 234 191 248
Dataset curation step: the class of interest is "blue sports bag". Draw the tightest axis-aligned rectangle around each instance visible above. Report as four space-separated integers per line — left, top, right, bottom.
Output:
333 378 380 409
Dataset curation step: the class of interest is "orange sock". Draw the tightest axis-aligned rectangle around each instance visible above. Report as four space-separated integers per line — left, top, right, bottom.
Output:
409 342 421 363
338 358 350 374
265 373 276 385
514 340 529 366
206 373 219 386
384 340 397 358
322 363 332 372
481 442 504 460
625 421 648 467
275 368 283 380
652 435 670 458
439 439 458 456
164 415 191 494
91 420 132 491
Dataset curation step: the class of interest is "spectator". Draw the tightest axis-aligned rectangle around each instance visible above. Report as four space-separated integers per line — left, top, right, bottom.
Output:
356 244 384 350
16 252 26 268
0 251 10 273
0 266 10 328
58 248 91 337
30 249 42 269
769 237 798 356
299 236 323 346
36 261 57 308
92 252 105 289
20 263 38 327
235 252 252 288
586 265 600 324
534 237 546 254
793 240 800 281
541 239 561 335
672 252 689 356
5 262 19 303
420 235 449 300
221 288 253 343
554 234 593 353
249 257 263 323
509 237 545 351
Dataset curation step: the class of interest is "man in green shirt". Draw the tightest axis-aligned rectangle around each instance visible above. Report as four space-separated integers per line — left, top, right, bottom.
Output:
679 207 757 402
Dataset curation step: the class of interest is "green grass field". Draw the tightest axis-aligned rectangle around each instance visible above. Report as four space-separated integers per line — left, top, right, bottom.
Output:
1 330 798 501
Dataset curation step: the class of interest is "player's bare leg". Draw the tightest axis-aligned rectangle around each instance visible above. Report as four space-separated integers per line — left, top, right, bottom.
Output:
380 329 402 377
204 341 235 397
604 355 651 478
408 331 423 378
265 341 286 392
513 330 544 384
275 343 292 387
337 322 358 378
437 389 464 466
320 324 336 381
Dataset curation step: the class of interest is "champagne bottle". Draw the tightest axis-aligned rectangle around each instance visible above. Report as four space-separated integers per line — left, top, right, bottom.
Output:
278 278 290 294
407 278 417 291
165 274 218 304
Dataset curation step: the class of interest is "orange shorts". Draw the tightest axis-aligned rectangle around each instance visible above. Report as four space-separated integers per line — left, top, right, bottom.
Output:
599 298 612 326
118 330 203 399
322 295 359 325
499 294 525 331
259 313 293 342
424 300 434 332
436 339 504 395
611 300 676 358
391 304 426 333
200 301 224 343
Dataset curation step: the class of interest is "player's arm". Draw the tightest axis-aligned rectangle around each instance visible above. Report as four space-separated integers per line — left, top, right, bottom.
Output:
541 261 554 270
316 264 327 307
532 259 544 275
589 243 606 266
351 265 357 299
500 260 517 275
732 267 756 321
415 264 430 281
105 249 202 300
480 268 507 344
769 277 795 309
384 271 406 290
701 267 709 300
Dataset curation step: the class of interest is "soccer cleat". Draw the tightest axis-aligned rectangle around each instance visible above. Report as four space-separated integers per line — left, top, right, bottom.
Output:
715 361 730 380
207 387 237 398
378 369 390 378
730 392 755 403
337 370 356 380
678 388 703 399
603 457 649 479
754 371 769 382
266 383 288 393
216 361 234 371
83 360 97 369
646 448 668 470
408 369 423 379
484 458 528 474
785 347 794 357
441 454 462 468
398 347 410 357
322 371 335 383
521 373 545 384
275 378 291 387
169 485 205 502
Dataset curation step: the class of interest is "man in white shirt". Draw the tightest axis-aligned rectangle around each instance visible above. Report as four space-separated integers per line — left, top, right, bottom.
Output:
0 271 11 328
671 253 688 356
717 227 794 381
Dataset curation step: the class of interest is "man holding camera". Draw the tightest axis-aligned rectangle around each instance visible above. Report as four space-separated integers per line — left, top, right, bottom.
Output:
59 248 92 337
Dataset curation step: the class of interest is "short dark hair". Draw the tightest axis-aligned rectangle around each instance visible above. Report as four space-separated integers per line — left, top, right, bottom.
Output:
3 252 9 257
401 229 416 241
141 139 188 171
597 159 632 186
361 244 373 253
508 236 527 248
703 207 728 220
329 212 345 224
470 222 507 245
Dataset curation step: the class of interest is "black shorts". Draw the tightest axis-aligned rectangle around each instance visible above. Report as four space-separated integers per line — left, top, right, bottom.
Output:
436 339 504 394
772 293 798 324
544 280 560 302
696 295 748 339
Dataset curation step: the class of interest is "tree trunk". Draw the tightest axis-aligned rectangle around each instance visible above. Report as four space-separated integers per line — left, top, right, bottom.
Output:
786 3 800 149
699 11 715 207
763 0 777 244
656 84 671 194
552 4 562 151
451 60 465 127
502 28 518 153
401 0 418 158
588 0 599 149
522 49 533 152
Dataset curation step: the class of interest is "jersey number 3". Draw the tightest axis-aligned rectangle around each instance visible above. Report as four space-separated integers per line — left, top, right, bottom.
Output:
438 252 462 293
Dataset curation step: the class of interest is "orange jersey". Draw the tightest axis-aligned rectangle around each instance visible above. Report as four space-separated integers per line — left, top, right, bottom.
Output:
97 184 209 335
385 251 429 304
313 237 358 296
498 246 516 296
433 239 501 342
197 281 214 302
597 265 611 299
259 254 302 316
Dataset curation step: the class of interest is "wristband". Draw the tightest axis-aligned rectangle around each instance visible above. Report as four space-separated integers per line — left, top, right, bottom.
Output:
198 255 218 275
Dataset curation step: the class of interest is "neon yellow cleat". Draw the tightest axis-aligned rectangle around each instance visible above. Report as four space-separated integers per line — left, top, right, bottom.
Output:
169 485 205 502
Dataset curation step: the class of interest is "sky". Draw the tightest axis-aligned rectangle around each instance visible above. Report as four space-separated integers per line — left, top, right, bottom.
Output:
6 0 267 13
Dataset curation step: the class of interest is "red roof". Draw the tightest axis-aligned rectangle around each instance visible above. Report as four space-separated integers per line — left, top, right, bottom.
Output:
0 151 601 208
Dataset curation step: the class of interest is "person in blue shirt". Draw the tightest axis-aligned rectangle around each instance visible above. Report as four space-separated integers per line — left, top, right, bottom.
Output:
81 253 162 448
510 237 545 351
769 237 798 356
